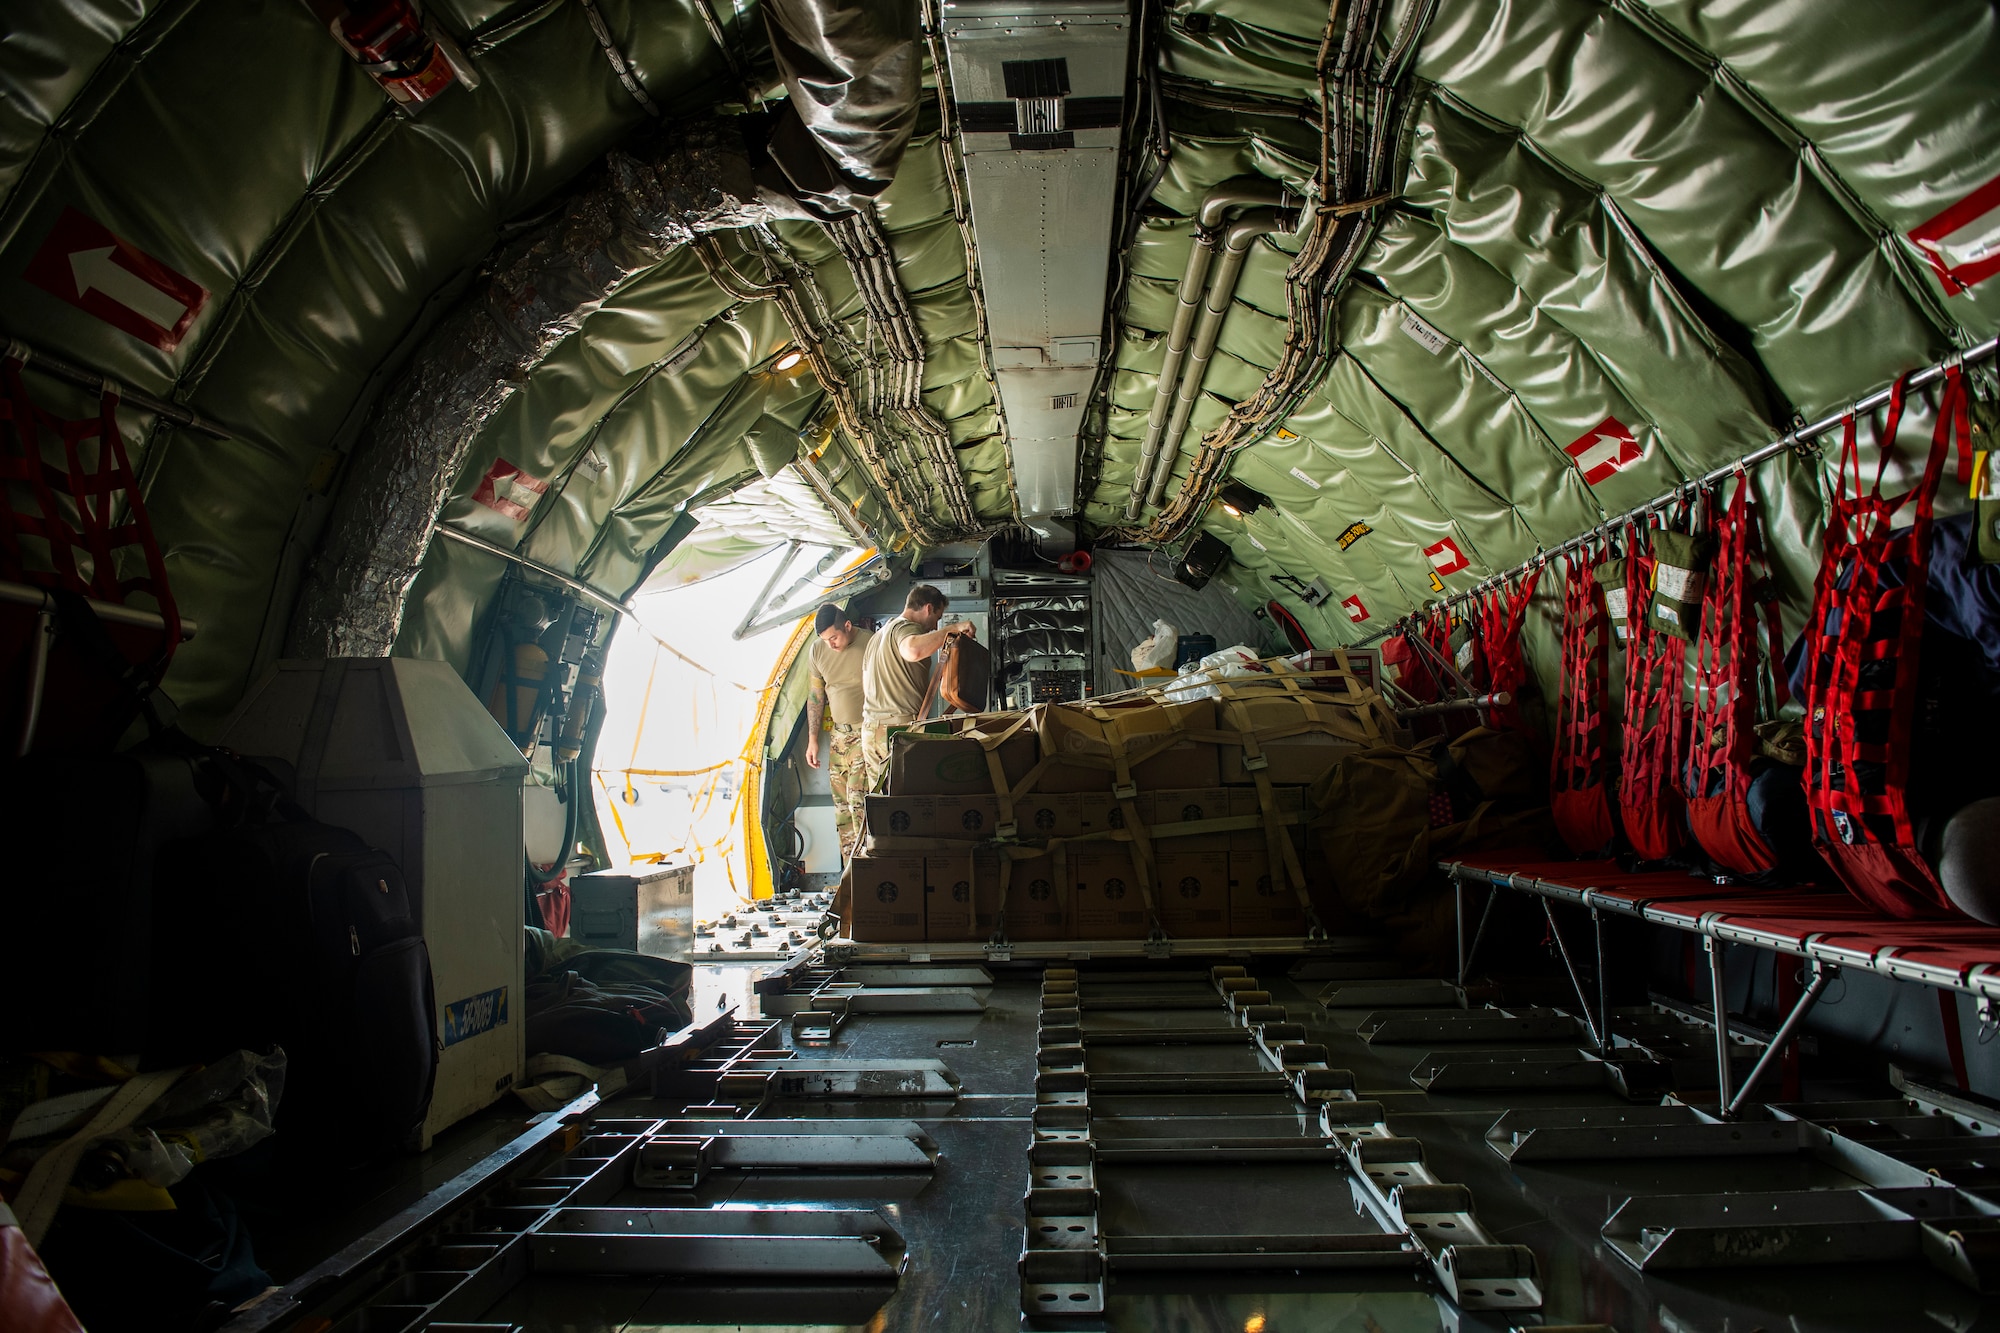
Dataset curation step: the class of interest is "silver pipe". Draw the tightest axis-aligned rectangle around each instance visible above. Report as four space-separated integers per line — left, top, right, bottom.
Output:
1145 209 1295 509
1725 960 1834 1117
1707 936 1735 1118
6 338 230 440
1199 182 1294 229
1124 242 1217 520
736 544 804 640
1362 334 2000 644
791 453 873 548
1125 181 1295 520
434 524 635 619
0 579 198 637
1542 898 1606 1052
1396 690 1511 717
16 607 54 758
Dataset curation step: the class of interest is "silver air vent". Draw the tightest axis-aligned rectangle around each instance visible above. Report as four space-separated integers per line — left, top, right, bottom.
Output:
942 0 1130 521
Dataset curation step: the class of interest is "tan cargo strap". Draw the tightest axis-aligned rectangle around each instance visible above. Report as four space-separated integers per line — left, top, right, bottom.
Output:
861 809 1305 856
1207 689 1325 935
956 709 1039 835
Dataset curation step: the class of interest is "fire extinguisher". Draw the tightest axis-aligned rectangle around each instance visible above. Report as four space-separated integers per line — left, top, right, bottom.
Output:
300 0 478 108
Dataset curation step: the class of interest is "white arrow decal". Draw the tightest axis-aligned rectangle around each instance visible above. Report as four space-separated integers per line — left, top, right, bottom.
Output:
1572 432 1629 476
69 246 187 331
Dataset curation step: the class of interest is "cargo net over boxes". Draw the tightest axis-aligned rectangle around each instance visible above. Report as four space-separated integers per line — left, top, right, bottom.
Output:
833 654 1400 946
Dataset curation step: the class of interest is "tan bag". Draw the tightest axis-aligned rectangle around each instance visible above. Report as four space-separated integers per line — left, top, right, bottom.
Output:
1308 728 1553 926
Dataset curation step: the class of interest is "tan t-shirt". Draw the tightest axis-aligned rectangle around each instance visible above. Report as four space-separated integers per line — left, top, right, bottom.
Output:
808 625 872 726
863 615 933 726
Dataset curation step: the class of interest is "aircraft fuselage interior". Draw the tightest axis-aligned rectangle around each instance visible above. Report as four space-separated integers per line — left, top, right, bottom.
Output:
6 1 2000 1330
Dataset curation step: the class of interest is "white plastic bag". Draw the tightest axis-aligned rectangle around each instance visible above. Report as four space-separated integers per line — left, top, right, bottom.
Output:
1162 644 1264 701
1130 619 1179 672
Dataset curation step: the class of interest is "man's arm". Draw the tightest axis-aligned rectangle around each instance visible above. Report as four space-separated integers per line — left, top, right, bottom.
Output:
805 679 827 767
897 622 973 662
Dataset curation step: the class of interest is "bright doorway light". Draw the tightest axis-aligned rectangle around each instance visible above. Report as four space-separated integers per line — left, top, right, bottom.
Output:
591 542 865 921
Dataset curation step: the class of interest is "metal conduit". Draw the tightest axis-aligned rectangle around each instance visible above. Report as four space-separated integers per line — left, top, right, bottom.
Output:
1144 208 1297 510
1124 181 1295 520
1360 333 2000 645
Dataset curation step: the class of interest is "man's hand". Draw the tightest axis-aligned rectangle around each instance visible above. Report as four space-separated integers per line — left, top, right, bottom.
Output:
948 621 976 640
806 683 827 767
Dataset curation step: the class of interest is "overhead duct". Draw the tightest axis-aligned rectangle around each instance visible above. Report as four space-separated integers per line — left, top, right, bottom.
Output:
1126 180 1297 518
942 0 1131 521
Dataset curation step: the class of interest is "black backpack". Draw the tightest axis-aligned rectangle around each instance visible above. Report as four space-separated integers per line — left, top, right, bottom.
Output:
152 753 437 1157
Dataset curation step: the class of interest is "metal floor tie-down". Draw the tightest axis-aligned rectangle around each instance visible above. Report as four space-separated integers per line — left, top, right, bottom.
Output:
218 951 2000 1333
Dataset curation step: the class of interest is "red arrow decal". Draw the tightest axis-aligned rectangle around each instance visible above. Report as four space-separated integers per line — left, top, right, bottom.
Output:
1909 170 2000 295
1341 594 1369 624
472 458 550 521
1423 537 1469 577
23 207 207 350
1565 417 1643 485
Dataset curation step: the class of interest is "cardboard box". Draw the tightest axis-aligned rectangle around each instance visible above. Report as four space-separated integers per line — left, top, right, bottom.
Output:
1226 786 1312 824
1073 845 1149 939
1013 791 1088 839
933 794 1001 840
865 793 936 840
890 721 1038 796
1155 841 1229 937
1228 830 1309 937
1215 694 1368 786
1148 787 1231 831
1070 792 1139 838
1003 851 1070 940
925 848 1002 942
1034 698 1221 793
846 855 927 942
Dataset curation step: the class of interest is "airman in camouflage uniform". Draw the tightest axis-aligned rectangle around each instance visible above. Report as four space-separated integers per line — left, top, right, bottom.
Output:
808 604 874 856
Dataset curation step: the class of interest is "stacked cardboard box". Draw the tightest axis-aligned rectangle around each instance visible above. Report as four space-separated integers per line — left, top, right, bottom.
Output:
839 664 1391 943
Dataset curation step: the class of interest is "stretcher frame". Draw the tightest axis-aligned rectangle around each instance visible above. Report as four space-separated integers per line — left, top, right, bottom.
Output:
1443 856 2000 1119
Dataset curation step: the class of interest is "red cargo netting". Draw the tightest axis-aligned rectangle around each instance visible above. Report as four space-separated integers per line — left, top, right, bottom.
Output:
1619 521 1688 861
1476 565 1541 735
1550 549 1617 856
1686 476 1790 876
1802 367 1970 917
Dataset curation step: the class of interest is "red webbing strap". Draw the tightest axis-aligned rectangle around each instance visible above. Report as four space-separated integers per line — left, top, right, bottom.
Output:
1803 368 1961 851
0 357 181 663
1477 565 1542 734
1550 550 1610 796
1621 522 1686 808
1686 477 1779 805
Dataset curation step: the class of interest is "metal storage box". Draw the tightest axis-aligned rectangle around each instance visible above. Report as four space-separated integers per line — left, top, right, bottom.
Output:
220 658 529 1147
572 864 694 959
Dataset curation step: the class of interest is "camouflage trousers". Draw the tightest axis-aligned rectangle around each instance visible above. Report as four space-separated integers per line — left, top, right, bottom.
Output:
862 720 905 808
827 723 865 853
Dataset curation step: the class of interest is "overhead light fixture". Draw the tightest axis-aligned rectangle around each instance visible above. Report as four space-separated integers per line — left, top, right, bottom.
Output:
770 347 805 372
1216 480 1270 518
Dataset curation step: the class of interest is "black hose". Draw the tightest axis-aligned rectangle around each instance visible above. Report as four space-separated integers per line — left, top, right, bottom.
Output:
528 757 583 886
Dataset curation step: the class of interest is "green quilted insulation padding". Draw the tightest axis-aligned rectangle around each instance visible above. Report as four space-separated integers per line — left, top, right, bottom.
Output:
5 0 1999 732
769 116 1008 524
1083 0 2000 685
0 0 759 730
